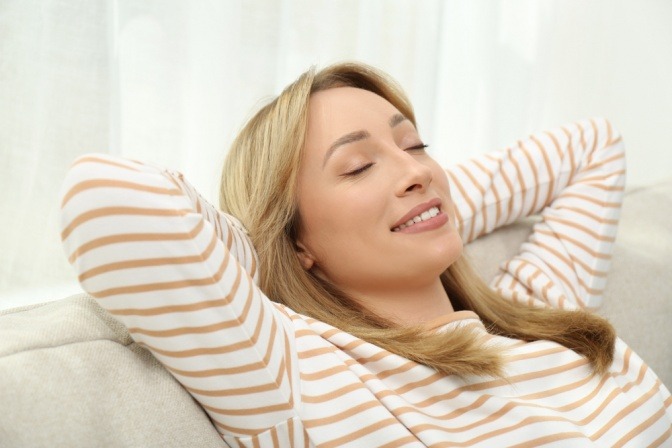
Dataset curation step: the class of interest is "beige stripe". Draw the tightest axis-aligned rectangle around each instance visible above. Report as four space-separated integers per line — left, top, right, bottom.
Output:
520 346 632 400
185 344 286 400
504 345 567 362
582 151 625 173
536 228 611 260
270 425 280 447
508 144 528 220
664 395 672 407
545 129 565 166
511 253 582 306
110 294 243 317
560 126 578 185
531 134 556 208
92 238 230 298
590 380 660 440
79 224 218 282
304 401 381 428
300 365 349 382
62 178 182 208
211 419 260 436
578 182 624 192
423 415 572 447
62 206 191 241
287 418 294 448
545 215 616 242
608 135 623 147
71 155 140 172
497 155 516 224
508 432 585 448
613 407 667 448
586 119 600 166
298 346 337 360
128 268 245 337
319 418 398 448
650 426 672 448
142 293 270 358
303 428 311 448
577 122 588 157
302 383 368 404
575 169 626 184
533 238 608 279
68 215 203 264
202 398 293 416
282 319 296 409
355 349 397 366
187 373 279 397
554 205 619 225
379 435 420 448
518 141 541 215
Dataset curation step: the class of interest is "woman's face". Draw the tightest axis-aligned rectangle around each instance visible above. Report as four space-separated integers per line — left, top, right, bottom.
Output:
296 87 463 298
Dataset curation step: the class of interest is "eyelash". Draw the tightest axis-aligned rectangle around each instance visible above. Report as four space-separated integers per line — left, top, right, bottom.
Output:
343 143 429 177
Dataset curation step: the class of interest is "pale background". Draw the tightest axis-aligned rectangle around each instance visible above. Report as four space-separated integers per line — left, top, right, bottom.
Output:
1 0 671 309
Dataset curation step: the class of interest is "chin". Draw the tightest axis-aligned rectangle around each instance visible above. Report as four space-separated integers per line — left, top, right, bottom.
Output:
415 236 463 279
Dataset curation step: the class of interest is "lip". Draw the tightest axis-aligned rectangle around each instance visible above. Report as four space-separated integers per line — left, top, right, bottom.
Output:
391 198 444 230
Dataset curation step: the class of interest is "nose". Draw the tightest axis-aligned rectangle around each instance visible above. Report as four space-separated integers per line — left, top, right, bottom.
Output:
394 151 433 197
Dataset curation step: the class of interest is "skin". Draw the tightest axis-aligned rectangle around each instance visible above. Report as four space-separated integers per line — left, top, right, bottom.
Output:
295 87 464 325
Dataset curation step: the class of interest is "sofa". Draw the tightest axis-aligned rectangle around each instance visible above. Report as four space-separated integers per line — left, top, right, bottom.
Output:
1 180 670 448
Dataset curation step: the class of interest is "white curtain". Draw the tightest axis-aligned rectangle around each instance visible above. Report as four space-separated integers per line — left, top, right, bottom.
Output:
2 0 671 309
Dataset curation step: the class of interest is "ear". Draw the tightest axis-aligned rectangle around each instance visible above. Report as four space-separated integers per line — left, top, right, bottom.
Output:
295 240 317 270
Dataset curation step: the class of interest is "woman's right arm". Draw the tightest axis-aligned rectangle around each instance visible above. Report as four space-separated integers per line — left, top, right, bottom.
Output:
60 154 300 439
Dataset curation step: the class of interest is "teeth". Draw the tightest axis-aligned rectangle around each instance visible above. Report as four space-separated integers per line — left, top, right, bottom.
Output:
392 206 440 232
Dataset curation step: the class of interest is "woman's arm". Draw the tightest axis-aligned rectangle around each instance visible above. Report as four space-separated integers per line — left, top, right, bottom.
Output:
447 118 625 310
60 154 299 438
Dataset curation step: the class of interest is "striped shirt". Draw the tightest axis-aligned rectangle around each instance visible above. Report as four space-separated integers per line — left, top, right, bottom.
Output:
60 118 672 447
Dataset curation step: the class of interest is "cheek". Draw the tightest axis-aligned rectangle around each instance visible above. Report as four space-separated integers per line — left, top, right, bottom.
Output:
298 182 386 263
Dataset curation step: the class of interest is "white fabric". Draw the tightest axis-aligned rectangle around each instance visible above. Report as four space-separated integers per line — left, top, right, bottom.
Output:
2 0 672 308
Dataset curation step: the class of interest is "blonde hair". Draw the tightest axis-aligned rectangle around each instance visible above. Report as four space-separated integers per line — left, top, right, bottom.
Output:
220 62 615 377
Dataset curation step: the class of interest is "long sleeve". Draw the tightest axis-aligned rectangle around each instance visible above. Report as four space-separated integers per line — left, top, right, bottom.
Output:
59 154 301 439
447 118 625 310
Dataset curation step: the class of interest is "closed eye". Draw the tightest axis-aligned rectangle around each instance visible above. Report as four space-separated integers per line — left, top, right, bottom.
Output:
405 143 429 152
343 162 374 177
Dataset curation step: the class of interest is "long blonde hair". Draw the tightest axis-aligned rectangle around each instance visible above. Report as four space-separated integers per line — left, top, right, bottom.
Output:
220 62 615 377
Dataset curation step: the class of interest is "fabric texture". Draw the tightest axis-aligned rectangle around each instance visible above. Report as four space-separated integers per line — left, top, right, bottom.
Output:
54 117 672 446
0 294 226 447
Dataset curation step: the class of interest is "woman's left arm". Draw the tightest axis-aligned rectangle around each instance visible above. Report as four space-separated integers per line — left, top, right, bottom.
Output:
447 118 625 310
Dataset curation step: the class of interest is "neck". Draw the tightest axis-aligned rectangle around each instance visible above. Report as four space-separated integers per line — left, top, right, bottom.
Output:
350 277 454 326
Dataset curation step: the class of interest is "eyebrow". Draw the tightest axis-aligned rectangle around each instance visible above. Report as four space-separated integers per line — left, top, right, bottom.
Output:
389 113 407 128
322 113 409 169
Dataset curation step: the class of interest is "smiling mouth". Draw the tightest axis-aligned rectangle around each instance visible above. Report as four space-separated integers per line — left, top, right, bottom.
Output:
391 206 441 232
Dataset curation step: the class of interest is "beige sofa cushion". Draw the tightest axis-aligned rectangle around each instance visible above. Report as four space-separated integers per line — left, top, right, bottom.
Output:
0 294 225 448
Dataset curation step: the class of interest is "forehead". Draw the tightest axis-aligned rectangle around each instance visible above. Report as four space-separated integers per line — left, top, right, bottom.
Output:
306 87 400 148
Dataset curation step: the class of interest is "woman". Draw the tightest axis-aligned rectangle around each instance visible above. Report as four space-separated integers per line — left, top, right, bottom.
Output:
60 62 671 446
